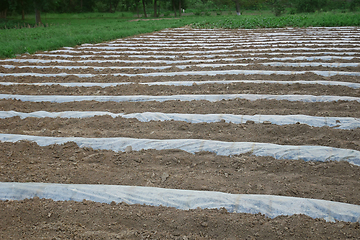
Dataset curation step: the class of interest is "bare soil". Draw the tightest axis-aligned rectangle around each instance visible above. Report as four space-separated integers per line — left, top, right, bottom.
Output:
0 117 359 150
1 141 359 205
1 99 359 117
2 198 360 240
0 82 359 97
1 72 359 84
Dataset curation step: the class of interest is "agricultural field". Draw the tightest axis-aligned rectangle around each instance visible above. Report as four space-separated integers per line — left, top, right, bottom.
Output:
0 26 360 239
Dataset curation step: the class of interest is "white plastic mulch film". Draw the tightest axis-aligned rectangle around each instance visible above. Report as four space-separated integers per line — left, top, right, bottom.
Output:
0 111 359 130
1 182 360 223
2 53 360 61
1 27 360 223
0 93 359 103
0 80 359 89
2 62 360 68
1 70 360 77
0 133 359 166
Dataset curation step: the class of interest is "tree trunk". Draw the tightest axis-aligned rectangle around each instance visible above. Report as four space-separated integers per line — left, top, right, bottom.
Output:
113 1 119 11
21 0 25 20
142 0 147 17
109 0 113 12
235 0 241 15
0 9 7 19
178 0 181 16
135 0 140 17
172 0 176 17
35 8 41 24
68 0 73 12
154 0 157 17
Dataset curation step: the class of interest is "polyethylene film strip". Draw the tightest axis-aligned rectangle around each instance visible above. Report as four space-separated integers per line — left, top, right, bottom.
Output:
1 70 360 77
1 63 253 70
108 37 360 43
75 43 360 49
39 50 360 57
89 40 360 46
2 62 359 69
126 36 360 41
7 55 360 61
0 133 359 165
29 55 239 61
133 33 360 38
1 80 359 89
0 111 359 130
62 46 360 52
1 182 360 223
0 93 359 103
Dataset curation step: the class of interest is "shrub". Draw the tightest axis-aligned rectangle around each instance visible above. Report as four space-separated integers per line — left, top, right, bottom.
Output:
273 0 286 16
294 0 319 13
349 0 360 11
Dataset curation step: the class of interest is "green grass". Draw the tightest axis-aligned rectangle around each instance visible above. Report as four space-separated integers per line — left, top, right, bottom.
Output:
1 11 359 58
0 12 136 29
0 13 194 58
191 11 360 29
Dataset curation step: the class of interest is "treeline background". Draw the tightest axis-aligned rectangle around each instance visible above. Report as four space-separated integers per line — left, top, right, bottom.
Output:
1 0 360 20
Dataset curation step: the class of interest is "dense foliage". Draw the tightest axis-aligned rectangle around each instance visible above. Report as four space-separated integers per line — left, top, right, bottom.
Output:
192 12 360 28
1 0 358 17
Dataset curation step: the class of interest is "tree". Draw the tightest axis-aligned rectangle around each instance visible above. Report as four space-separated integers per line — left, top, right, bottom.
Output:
34 0 42 24
0 0 9 19
142 0 147 17
293 0 319 12
349 0 360 11
234 0 240 15
107 0 120 12
172 0 176 16
19 0 27 20
33 0 57 23
170 0 186 17
154 0 164 17
135 0 140 17
271 0 286 16
153 0 157 17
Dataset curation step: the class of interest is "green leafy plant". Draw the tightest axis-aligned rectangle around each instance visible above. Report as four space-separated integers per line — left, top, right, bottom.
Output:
194 10 202 16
